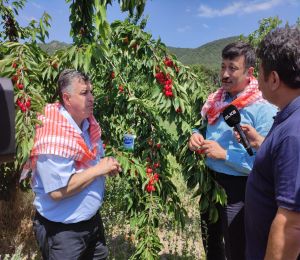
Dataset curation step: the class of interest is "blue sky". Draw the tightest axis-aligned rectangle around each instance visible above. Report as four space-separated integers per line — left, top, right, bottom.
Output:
18 0 300 48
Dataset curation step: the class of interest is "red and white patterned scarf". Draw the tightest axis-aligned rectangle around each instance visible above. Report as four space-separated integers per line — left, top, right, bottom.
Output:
20 103 101 181
201 76 264 124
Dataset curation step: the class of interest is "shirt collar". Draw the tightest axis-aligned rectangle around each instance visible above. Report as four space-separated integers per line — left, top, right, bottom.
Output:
274 96 300 124
59 105 90 134
225 88 247 101
225 92 237 102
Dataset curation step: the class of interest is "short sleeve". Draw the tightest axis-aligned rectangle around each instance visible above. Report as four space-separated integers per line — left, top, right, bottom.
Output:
274 136 300 212
36 154 76 193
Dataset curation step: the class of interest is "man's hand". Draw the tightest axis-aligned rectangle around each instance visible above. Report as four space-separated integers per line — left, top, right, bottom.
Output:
188 133 226 159
95 156 122 177
201 140 227 160
188 133 205 151
234 124 264 150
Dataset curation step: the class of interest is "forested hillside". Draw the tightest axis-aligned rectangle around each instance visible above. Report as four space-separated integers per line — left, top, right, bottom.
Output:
38 40 70 54
39 36 240 70
169 36 240 70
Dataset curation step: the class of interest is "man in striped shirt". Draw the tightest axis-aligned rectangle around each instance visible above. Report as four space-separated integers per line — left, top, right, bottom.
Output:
28 69 122 259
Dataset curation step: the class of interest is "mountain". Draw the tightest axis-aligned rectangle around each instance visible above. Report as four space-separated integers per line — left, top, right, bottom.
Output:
39 36 240 70
168 36 240 71
39 40 70 55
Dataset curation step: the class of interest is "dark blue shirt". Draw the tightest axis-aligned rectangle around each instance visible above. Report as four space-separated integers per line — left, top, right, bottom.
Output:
245 96 300 260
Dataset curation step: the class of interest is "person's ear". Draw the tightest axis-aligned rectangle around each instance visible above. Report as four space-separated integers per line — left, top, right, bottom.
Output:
62 92 71 106
247 67 254 78
269 71 280 91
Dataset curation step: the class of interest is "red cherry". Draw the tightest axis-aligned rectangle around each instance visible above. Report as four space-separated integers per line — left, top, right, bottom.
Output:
156 143 161 149
154 162 160 168
164 57 174 67
149 178 155 185
155 72 167 85
111 71 115 79
153 173 159 181
167 91 174 97
25 100 31 108
16 99 22 106
19 103 26 112
164 91 172 97
165 79 172 85
146 184 155 193
11 75 18 82
176 107 182 113
146 184 151 192
146 168 153 174
164 84 172 91
195 149 205 155
17 83 24 90
155 72 162 79
118 85 124 93
12 63 17 69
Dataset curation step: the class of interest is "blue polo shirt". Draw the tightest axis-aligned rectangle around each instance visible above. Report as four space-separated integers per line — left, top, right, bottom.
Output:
32 106 105 223
245 96 300 260
205 95 277 176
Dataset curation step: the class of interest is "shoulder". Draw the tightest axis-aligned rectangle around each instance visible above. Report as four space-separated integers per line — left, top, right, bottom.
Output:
37 155 75 173
247 100 277 112
242 101 278 119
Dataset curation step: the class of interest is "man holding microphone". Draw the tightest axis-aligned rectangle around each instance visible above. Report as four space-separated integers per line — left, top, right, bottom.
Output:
188 41 276 260
237 26 300 260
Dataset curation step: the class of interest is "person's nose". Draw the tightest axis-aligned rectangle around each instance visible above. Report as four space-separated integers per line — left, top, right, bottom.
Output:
88 92 94 103
222 69 230 79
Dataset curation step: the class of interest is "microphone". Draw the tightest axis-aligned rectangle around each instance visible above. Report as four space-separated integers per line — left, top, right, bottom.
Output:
222 104 254 156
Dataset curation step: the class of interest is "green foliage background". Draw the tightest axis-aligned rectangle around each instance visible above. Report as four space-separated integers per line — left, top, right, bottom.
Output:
39 36 239 73
0 1 217 258
1 0 298 258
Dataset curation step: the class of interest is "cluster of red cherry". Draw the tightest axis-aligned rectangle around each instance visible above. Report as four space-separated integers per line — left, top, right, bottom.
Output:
11 62 31 113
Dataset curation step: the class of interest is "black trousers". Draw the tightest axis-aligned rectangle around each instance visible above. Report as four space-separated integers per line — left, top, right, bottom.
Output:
33 211 108 260
201 172 248 260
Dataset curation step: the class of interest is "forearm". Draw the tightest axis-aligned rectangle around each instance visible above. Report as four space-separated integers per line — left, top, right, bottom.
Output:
265 208 300 260
50 165 101 200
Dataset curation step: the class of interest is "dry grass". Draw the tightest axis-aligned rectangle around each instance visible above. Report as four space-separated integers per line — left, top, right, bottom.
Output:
103 203 205 260
0 189 38 259
102 167 205 259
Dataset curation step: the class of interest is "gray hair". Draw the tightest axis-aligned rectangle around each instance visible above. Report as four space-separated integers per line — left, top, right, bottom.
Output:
57 69 91 104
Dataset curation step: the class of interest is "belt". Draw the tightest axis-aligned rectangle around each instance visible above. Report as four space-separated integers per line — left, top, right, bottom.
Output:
35 210 99 226
208 169 248 180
